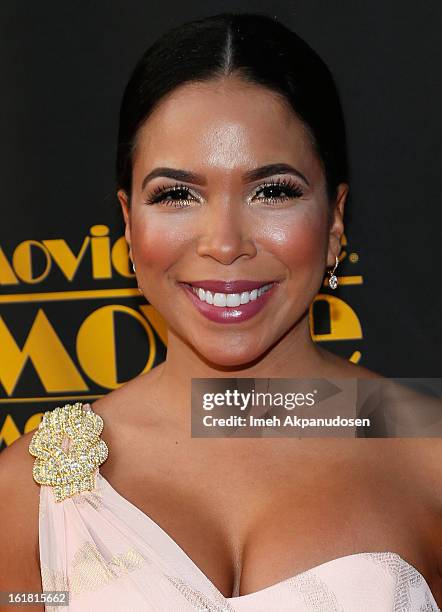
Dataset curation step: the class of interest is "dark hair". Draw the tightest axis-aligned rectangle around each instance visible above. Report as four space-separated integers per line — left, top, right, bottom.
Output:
116 12 348 203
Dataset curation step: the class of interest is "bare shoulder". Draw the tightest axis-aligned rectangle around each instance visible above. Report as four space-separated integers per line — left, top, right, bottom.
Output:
317 347 384 379
318 351 442 547
91 364 164 427
399 437 442 582
399 437 442 507
0 429 43 598
86 366 164 486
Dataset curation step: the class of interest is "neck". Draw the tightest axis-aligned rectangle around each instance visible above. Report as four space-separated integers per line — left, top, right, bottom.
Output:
151 312 328 427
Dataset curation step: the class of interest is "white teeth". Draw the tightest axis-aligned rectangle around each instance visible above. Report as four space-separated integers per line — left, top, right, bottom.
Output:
190 283 275 307
214 293 227 307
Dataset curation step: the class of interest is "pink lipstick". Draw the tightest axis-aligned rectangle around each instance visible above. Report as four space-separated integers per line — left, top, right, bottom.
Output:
178 280 280 324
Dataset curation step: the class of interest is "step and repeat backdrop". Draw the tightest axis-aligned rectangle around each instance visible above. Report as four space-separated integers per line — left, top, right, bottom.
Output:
0 1 440 449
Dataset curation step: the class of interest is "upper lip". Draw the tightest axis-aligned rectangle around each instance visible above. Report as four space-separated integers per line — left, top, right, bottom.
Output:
179 280 278 293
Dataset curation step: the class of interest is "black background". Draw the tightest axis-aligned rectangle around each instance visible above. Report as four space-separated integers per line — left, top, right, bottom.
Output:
0 0 441 436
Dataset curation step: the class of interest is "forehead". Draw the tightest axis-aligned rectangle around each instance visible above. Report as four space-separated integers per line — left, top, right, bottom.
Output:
132 77 321 179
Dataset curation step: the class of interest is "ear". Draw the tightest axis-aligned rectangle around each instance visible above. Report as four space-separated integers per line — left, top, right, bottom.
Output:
117 189 132 256
326 183 349 267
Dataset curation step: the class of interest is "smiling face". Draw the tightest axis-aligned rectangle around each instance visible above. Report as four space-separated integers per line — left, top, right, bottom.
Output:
118 76 348 367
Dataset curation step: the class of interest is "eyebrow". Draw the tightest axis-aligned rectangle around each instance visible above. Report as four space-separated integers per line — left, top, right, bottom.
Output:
141 163 310 191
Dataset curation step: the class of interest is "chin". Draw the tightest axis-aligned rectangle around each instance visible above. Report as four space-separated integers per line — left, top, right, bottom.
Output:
195 342 268 369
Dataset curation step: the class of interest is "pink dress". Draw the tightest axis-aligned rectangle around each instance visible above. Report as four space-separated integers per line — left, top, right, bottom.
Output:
29 402 440 611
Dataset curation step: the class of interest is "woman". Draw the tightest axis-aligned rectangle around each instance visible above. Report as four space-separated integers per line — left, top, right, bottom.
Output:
0 12 440 611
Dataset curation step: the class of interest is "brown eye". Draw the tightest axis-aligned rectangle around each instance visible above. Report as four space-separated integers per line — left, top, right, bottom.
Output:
252 178 304 204
144 183 197 207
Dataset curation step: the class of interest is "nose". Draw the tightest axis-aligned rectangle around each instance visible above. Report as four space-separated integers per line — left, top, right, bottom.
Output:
196 199 257 265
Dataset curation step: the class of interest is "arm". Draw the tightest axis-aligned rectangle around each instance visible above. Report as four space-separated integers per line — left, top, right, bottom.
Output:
0 431 44 612
424 438 442 606
409 437 442 607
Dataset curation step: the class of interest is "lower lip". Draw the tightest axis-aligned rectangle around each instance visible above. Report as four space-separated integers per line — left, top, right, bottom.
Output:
178 282 279 324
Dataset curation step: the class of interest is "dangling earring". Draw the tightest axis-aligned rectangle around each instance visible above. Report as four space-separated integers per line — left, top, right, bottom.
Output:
328 255 339 289
131 260 143 294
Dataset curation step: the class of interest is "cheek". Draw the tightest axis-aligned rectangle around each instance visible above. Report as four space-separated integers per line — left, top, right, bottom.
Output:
130 204 329 281
263 208 329 271
130 212 188 275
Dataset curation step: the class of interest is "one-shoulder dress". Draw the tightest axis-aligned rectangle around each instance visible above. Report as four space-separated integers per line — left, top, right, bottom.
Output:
28 402 440 611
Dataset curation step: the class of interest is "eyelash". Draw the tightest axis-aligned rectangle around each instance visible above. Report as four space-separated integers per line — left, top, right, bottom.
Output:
143 178 305 208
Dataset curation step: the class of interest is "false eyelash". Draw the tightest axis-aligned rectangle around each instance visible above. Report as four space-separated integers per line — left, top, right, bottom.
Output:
254 178 304 200
143 177 305 207
143 183 194 206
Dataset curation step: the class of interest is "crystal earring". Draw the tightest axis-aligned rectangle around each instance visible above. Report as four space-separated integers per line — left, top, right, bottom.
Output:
131 261 143 294
328 256 339 289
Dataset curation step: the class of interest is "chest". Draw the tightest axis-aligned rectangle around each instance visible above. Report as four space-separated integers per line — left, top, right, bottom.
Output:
99 438 431 599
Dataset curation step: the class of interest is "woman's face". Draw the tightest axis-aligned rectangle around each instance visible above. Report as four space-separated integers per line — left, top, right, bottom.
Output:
118 76 347 367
